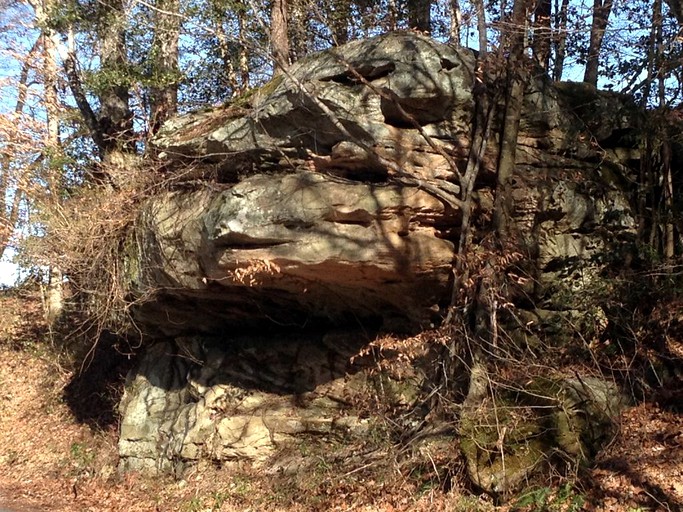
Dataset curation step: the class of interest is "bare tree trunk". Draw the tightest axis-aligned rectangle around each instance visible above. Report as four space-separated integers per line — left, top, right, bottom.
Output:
408 0 432 33
583 0 613 87
42 0 64 325
46 266 63 326
663 141 675 259
643 0 662 106
552 0 569 81
472 0 488 56
450 0 462 46
330 0 350 45
271 0 290 71
149 0 180 135
494 0 529 239
532 0 551 70
656 3 676 259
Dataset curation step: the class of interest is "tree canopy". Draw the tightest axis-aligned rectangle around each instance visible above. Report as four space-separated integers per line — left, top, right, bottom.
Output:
1 0 683 268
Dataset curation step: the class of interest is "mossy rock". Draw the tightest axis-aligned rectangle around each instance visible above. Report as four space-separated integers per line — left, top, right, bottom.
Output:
460 375 624 496
460 397 552 494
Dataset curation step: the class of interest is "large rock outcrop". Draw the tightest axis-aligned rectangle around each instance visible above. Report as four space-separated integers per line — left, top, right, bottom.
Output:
120 32 638 488
129 172 456 334
129 32 640 334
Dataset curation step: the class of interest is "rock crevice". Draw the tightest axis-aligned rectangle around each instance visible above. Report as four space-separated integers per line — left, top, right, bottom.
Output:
120 32 641 487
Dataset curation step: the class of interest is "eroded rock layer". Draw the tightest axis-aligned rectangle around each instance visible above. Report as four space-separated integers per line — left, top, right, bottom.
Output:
120 32 641 485
129 171 457 334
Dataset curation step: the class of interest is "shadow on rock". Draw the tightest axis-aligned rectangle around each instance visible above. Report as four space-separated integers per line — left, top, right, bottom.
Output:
63 331 136 430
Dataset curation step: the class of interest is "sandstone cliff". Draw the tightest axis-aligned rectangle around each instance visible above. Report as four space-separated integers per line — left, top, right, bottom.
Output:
119 32 642 494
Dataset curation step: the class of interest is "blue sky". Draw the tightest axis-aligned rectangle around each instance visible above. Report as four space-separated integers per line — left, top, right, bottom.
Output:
0 0 670 287
0 251 18 286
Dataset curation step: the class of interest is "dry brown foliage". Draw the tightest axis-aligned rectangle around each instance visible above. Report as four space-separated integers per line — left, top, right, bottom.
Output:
1 290 681 511
223 258 282 287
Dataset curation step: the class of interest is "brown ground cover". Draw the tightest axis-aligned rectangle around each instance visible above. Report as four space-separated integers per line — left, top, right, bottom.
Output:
0 291 681 511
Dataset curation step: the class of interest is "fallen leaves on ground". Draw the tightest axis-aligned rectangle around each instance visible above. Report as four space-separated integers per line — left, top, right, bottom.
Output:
0 292 682 511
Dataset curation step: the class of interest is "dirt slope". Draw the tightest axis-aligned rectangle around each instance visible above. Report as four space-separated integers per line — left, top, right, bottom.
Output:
0 291 681 511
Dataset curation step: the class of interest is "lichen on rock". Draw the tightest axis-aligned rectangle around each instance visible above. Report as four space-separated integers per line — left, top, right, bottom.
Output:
119 31 644 489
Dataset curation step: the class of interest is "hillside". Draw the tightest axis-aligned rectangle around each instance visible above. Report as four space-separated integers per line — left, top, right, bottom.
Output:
0 290 681 511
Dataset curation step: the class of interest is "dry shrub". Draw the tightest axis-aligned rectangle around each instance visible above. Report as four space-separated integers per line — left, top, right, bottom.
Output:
0 286 47 350
18 160 171 368
34 158 216 327
223 259 282 286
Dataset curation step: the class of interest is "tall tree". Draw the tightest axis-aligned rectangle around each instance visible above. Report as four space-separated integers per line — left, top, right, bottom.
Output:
408 0 432 33
450 0 462 45
552 0 569 80
494 0 530 237
42 2 63 318
52 0 137 179
532 0 551 70
149 0 180 135
206 0 252 96
95 0 134 159
584 0 613 86
472 0 488 56
271 0 290 71
24 0 64 320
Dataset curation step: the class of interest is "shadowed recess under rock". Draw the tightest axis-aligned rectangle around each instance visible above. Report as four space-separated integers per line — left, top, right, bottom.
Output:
118 330 378 473
118 31 647 490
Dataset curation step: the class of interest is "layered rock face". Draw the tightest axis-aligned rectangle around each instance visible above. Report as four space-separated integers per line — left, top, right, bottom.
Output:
120 32 638 487
130 172 456 335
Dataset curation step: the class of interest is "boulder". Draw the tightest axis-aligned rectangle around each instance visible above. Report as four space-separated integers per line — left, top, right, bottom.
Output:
153 32 477 183
461 375 627 495
118 332 377 472
129 171 457 334
120 32 644 481
131 32 640 335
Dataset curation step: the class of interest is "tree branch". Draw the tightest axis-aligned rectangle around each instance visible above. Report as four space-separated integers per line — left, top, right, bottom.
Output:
57 41 106 156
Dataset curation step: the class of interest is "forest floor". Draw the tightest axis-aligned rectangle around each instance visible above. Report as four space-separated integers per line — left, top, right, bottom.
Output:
0 290 681 512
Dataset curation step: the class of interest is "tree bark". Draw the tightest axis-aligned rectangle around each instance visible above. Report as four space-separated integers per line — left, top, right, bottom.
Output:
271 0 290 71
472 0 488 56
643 0 662 106
97 0 134 155
53 0 135 169
656 3 677 259
387 0 398 30
60 43 106 154
450 0 462 46
41 0 64 325
583 0 613 87
149 0 180 135
408 0 432 33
